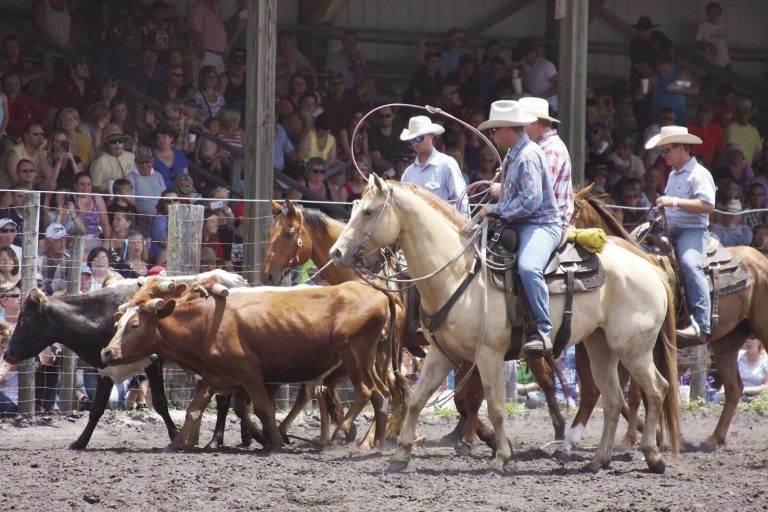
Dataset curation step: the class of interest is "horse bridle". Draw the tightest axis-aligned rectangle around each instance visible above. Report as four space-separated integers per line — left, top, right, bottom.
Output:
352 185 394 264
282 209 307 280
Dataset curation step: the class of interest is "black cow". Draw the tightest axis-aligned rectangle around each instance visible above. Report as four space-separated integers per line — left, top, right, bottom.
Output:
3 279 248 449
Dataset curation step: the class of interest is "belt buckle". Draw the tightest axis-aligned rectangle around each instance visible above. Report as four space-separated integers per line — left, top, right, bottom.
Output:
491 232 500 243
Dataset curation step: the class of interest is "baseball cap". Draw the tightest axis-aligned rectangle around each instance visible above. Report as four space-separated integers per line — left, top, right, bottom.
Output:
230 47 246 65
45 223 67 240
80 264 92 275
0 218 18 230
135 146 153 163
147 265 167 277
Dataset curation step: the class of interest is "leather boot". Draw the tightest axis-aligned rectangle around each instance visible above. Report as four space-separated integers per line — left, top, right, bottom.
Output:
522 329 552 359
675 323 701 342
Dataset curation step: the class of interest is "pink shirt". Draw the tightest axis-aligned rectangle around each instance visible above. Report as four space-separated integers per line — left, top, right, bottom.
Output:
187 1 227 53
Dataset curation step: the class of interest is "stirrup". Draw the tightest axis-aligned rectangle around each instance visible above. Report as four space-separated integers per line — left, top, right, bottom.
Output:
522 330 552 359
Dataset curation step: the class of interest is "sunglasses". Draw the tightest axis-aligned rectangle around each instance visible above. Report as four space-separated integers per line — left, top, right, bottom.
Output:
660 145 680 154
490 127 504 134
0 228 17 233
165 198 180 203
311 168 326 174
109 139 125 145
409 135 426 144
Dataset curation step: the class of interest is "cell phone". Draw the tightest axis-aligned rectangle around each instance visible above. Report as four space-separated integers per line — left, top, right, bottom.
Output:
62 140 70 151
65 194 75 204
210 200 224 210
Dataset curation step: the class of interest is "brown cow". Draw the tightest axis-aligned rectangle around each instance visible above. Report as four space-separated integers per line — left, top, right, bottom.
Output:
101 281 399 451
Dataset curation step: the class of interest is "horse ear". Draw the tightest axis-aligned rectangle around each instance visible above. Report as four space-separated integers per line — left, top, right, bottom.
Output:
284 200 297 218
372 173 385 191
29 288 47 312
270 200 283 215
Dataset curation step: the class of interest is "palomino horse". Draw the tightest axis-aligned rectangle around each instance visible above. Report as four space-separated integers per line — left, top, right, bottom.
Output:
574 191 768 449
262 199 567 451
330 176 680 473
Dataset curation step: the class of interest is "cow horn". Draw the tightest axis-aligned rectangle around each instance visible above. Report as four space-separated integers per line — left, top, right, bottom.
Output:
143 298 167 313
210 283 229 297
29 288 47 310
158 281 176 293
137 276 147 286
117 303 128 314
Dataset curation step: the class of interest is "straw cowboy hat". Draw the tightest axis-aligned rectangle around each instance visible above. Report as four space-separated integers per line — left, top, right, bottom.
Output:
477 100 537 131
519 97 559 123
399 116 445 141
644 126 703 150
102 124 126 145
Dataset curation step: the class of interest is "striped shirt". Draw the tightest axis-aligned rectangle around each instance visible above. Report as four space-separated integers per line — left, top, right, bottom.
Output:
534 129 573 227
401 148 469 214
493 134 562 225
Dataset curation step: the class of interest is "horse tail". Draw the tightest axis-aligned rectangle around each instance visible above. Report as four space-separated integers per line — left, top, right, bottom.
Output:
384 292 412 439
656 275 681 457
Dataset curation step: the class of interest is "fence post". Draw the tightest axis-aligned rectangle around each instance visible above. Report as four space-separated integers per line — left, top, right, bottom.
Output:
164 203 204 406
59 235 86 413
17 191 40 416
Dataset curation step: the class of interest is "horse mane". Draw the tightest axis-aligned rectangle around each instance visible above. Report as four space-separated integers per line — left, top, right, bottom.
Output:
581 195 635 241
362 180 469 229
299 207 332 235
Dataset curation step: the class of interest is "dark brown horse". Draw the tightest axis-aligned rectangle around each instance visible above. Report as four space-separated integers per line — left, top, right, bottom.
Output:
261 199 568 452
573 189 768 449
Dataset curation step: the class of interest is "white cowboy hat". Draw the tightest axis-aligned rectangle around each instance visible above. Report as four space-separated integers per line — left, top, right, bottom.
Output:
399 116 445 141
477 100 537 131
644 125 703 149
519 97 559 123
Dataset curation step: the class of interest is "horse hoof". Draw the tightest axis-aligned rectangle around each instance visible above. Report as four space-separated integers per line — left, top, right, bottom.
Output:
486 433 498 453
646 458 666 474
582 461 602 474
454 440 472 456
345 423 358 442
488 459 507 473
387 459 409 473
553 449 570 461
69 440 87 450
700 440 718 452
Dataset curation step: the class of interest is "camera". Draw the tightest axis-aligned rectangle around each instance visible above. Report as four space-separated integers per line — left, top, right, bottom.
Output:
210 200 224 210
65 194 76 204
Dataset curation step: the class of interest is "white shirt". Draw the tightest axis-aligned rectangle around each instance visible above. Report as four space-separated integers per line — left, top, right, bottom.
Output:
696 21 731 67
401 148 468 214
524 57 558 112
326 49 367 90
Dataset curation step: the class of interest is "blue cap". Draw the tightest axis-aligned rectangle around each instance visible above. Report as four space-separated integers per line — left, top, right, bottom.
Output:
81 264 92 275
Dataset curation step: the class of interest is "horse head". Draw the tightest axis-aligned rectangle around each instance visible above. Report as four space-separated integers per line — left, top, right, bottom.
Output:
262 199 312 285
330 174 400 268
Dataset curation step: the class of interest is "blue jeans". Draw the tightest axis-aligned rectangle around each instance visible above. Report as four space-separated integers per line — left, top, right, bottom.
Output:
512 222 562 335
670 227 711 334
0 389 18 417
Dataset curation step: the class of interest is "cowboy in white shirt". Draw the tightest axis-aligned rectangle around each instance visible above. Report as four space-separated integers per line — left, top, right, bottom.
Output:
399 116 468 215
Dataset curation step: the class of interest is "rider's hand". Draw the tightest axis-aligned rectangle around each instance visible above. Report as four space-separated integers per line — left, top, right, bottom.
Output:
489 183 501 200
478 204 495 219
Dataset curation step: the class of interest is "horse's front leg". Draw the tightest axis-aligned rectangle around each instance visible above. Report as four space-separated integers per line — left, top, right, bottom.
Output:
389 345 454 473
477 350 512 472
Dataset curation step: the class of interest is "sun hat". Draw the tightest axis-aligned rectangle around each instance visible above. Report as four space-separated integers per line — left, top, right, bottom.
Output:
0 218 17 230
45 223 67 240
399 116 446 141
518 97 559 123
477 100 537 131
644 126 703 150
632 16 659 30
102 125 126 145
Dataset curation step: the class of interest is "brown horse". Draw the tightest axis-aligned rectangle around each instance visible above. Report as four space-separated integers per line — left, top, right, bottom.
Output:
573 189 768 450
262 199 568 452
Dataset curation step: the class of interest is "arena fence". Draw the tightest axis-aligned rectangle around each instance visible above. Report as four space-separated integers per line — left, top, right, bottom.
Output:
1 189 754 417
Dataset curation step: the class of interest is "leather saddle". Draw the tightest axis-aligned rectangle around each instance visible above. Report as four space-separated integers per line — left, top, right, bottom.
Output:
631 222 753 330
487 223 607 358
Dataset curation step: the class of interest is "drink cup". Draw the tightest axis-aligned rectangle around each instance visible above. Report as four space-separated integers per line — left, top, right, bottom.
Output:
512 77 523 94
511 69 520 79
641 78 650 94
679 384 690 404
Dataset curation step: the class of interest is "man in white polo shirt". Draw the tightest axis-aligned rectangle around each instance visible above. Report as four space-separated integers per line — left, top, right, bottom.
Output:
399 115 468 214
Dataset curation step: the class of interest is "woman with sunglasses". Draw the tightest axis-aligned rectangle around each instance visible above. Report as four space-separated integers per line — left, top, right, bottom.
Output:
299 112 336 167
285 157 342 215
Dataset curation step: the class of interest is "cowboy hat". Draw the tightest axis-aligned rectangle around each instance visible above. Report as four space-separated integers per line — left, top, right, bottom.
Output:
477 100 537 131
632 16 659 30
519 97 559 123
399 116 445 141
644 126 703 149
102 124 126 145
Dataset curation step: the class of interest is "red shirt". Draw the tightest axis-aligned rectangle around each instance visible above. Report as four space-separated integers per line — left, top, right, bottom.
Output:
6 93 48 139
687 121 725 167
47 75 100 116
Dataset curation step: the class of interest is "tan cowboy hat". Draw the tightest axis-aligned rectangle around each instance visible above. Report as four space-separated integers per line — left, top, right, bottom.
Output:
399 116 445 141
644 125 703 150
519 97 559 123
102 124 126 145
477 100 537 131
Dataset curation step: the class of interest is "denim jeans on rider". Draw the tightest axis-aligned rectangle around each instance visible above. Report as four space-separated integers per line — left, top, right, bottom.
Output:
511 222 562 335
670 227 711 334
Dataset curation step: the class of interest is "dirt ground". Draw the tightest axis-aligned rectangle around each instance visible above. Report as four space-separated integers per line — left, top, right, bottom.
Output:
1 404 767 512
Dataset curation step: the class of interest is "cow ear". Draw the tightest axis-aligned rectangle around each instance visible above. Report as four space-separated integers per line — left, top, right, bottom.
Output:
156 299 176 320
173 283 188 298
29 288 47 312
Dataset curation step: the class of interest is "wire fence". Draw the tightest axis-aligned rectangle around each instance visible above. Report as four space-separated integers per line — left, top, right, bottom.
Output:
0 189 748 418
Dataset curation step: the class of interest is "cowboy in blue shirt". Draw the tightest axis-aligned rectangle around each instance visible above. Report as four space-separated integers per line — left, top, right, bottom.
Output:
479 100 564 358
